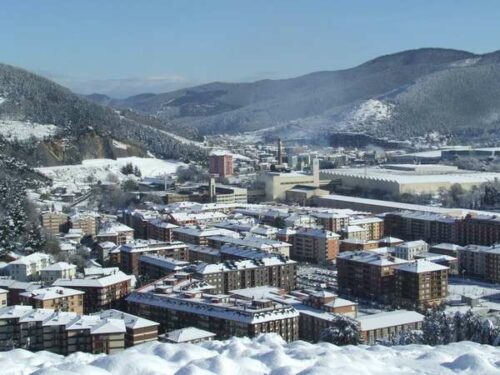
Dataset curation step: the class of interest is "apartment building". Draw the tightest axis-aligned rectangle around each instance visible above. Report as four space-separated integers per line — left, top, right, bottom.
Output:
459 214 500 246
53 269 133 313
0 279 42 305
0 306 126 354
383 211 460 244
336 250 408 304
350 217 384 240
340 225 369 241
207 235 292 257
127 277 299 342
19 287 85 314
209 152 233 177
290 229 340 264
40 211 67 235
97 309 159 347
118 240 188 275
394 260 449 309
187 245 222 264
230 287 357 343
384 211 500 246
194 256 297 294
168 211 227 226
9 253 52 282
393 240 429 260
122 209 159 239
340 239 380 252
40 262 77 284
69 212 99 237
146 218 179 242
139 254 190 282
96 241 118 265
457 244 500 282
172 226 238 246
430 243 464 257
96 222 134 245
311 212 350 232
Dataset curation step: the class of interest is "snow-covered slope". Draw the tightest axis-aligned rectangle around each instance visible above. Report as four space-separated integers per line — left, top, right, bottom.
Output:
36 157 185 193
2 334 500 375
0 120 58 141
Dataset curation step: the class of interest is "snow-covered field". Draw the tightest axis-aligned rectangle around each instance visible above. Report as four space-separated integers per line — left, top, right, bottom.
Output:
36 157 185 193
0 120 58 141
2 334 500 375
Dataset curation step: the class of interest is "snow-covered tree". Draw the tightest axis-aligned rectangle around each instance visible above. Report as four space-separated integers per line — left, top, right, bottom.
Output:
319 315 362 345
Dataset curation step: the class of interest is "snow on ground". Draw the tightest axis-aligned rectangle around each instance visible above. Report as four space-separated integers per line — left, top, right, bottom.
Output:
36 157 185 193
0 120 58 141
0 96 6 105
348 99 394 123
2 334 500 375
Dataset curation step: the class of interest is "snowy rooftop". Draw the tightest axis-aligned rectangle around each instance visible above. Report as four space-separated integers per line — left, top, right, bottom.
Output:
395 259 449 273
163 327 216 343
20 287 84 300
96 309 159 329
128 285 299 324
139 254 190 270
9 252 51 265
209 235 291 250
172 226 239 238
356 310 424 331
53 270 132 288
195 256 295 274
119 240 186 253
41 262 76 272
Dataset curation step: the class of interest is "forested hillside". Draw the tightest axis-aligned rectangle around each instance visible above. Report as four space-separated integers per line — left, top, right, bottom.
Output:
89 48 500 144
0 63 207 166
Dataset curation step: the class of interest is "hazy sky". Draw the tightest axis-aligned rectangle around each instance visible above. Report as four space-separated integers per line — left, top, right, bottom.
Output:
2 0 499 97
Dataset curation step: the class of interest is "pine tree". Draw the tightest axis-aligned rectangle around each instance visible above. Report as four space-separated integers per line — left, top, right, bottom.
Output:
319 315 362 345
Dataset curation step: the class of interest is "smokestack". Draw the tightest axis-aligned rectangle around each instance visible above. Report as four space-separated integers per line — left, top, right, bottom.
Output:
312 158 319 186
209 177 216 203
277 138 283 165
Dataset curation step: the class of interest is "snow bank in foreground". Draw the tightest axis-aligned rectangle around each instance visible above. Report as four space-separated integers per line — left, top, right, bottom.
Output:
36 157 186 193
1 334 499 375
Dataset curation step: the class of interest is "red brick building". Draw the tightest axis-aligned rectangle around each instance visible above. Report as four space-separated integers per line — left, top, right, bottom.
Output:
209 152 233 177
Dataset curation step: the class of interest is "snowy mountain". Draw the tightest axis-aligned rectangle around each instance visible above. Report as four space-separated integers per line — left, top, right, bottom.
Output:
3 334 500 375
90 48 500 144
0 64 207 167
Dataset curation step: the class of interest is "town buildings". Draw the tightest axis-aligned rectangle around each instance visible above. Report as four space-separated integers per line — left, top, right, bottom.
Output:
290 229 340 264
96 222 134 245
127 276 299 342
357 310 424 344
118 240 188 275
53 269 133 313
336 250 409 304
209 152 233 177
0 306 158 354
19 287 85 314
193 256 297 294
9 253 52 282
394 260 449 309
40 262 77 284
457 244 500 282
